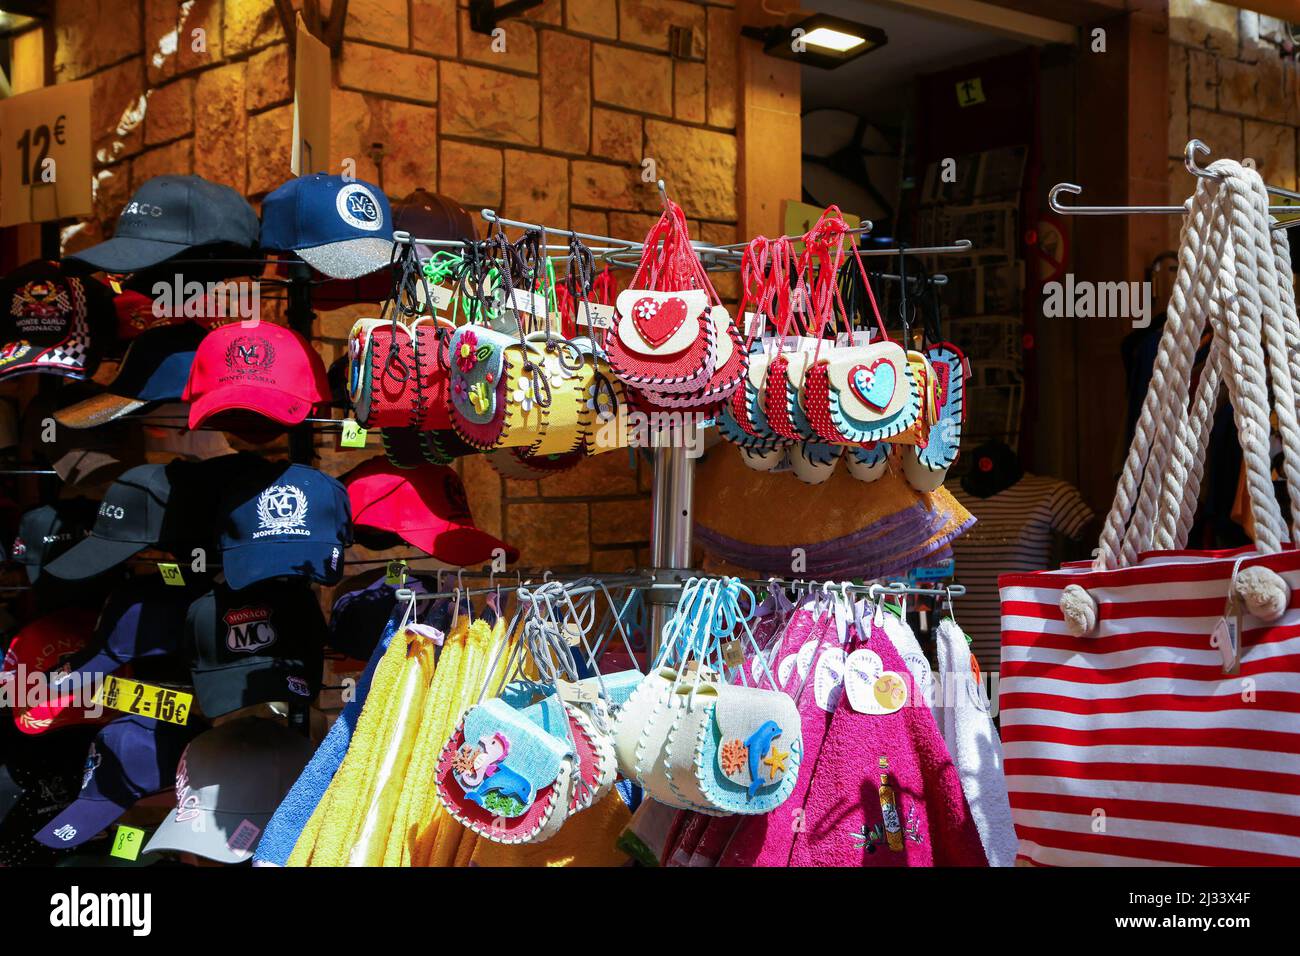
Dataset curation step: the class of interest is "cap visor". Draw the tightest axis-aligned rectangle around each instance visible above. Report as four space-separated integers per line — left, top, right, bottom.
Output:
43 533 147 581
54 393 150 429
15 653 124 735
295 237 394 280
188 385 312 430
143 808 272 863
67 236 189 273
401 525 519 566
221 540 345 590
50 449 126 487
191 658 309 718
34 794 133 849
0 357 89 381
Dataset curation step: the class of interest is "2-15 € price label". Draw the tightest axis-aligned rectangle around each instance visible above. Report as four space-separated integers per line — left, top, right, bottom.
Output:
0 79 92 227
94 675 193 726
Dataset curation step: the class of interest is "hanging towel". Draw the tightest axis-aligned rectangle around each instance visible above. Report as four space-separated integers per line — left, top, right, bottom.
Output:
933 616 1017 867
289 625 412 866
879 608 935 717
255 607 405 866
789 619 987 867
716 606 839 867
469 789 632 867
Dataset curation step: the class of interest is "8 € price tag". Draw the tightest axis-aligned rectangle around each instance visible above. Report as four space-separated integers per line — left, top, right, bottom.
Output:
110 825 146 861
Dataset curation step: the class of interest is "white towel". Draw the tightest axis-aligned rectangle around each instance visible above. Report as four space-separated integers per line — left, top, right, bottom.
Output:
933 617 1018 866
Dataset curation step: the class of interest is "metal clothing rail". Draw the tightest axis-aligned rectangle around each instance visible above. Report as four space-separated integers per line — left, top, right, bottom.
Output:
1049 139 1300 228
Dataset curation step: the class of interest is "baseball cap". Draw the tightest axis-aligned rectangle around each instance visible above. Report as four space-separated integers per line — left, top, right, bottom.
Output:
0 260 114 381
219 460 352 591
328 575 430 661
33 714 200 849
21 577 199 735
11 500 98 582
22 385 148 489
44 460 211 580
66 175 260 274
0 608 99 735
260 174 394 280
54 322 206 428
186 580 326 718
142 717 314 863
0 725 99 865
342 457 517 565
183 321 330 435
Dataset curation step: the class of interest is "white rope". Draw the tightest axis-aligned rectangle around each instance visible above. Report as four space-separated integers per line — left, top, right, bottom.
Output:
1094 160 1297 569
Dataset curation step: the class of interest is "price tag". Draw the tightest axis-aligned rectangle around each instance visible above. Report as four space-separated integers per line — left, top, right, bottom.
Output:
340 419 368 448
110 825 146 861
291 13 331 175
0 79 93 227
576 301 615 330
384 560 407 586
157 562 185 586
95 676 193 725
743 312 766 337
511 288 548 317
428 285 453 311
721 639 744 667
556 678 598 704
561 622 584 647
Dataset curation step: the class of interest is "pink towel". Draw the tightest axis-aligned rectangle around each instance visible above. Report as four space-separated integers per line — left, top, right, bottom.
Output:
788 620 987 867
716 606 841 867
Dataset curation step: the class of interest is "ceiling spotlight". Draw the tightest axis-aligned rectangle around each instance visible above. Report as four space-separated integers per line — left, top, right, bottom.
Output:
742 14 887 70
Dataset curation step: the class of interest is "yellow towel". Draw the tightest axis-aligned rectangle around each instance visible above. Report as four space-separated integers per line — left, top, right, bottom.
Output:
346 627 438 866
289 630 410 866
469 789 633 867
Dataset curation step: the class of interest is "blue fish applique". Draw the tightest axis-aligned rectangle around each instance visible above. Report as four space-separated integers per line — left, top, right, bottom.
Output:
745 721 783 798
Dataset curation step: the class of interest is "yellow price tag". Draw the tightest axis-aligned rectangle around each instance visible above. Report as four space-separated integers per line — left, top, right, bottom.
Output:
384 559 407 585
110 825 145 861
956 77 985 106
95 675 193 725
340 419 368 448
157 562 185 586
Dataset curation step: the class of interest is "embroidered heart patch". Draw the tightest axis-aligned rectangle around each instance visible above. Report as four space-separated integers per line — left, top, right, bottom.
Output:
931 361 950 415
848 359 896 411
630 296 688 348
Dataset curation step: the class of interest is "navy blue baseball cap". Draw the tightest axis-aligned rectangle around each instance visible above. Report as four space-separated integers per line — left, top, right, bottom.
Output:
54 322 206 428
219 460 352 591
260 175 394 280
34 714 200 849
44 576 198 708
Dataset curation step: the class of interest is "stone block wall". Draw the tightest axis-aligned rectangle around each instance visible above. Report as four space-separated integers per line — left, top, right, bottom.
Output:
1168 0 1298 249
50 0 742 572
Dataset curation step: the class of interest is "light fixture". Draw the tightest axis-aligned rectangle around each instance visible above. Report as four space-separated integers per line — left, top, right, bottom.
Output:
742 14 887 70
0 2 48 37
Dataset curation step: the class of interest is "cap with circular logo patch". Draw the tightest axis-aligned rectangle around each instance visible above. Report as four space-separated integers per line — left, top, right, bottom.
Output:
260 174 394 280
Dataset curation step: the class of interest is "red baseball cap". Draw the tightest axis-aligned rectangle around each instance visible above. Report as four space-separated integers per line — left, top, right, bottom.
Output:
183 321 329 431
342 457 519 566
0 608 114 736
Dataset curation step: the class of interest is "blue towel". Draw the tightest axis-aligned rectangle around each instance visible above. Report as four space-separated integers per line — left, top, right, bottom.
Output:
253 587 436 865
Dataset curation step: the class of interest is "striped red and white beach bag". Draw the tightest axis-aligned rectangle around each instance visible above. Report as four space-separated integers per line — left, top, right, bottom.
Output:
999 159 1300 866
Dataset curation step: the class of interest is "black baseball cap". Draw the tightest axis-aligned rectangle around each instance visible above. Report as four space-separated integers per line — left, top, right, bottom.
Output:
187 580 325 718
44 461 211 580
0 725 99 865
23 384 148 489
54 322 206 428
67 175 260 274
11 500 98 583
0 261 114 381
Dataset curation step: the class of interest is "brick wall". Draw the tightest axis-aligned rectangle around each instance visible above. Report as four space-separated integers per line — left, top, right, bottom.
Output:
1168 0 1298 249
51 0 743 571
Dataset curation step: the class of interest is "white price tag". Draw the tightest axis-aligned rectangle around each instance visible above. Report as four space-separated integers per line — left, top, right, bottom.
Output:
511 288 548 317
576 301 615 330
743 312 766 337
